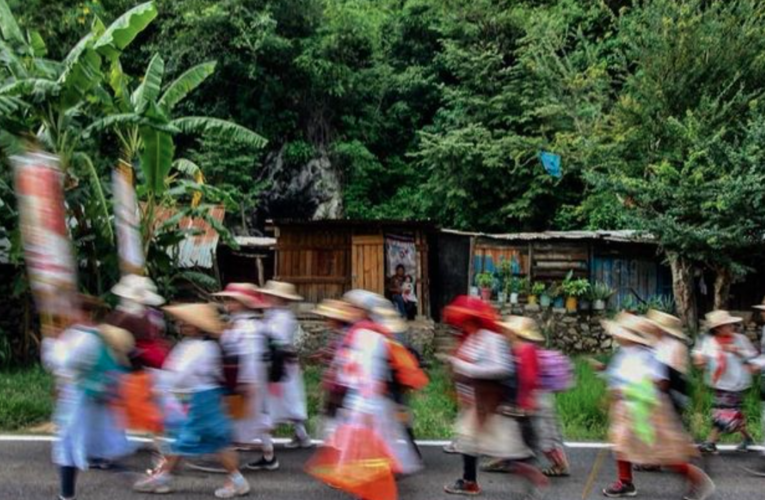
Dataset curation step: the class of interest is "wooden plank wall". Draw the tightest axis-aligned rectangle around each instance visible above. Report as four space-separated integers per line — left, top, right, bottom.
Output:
275 227 352 303
415 231 430 317
531 243 589 280
592 256 660 308
351 234 385 293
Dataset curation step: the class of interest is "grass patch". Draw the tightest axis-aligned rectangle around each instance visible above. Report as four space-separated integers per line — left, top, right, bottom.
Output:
0 365 54 431
2 359 762 443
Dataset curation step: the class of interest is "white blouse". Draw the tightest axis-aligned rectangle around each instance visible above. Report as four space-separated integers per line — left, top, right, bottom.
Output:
162 338 222 393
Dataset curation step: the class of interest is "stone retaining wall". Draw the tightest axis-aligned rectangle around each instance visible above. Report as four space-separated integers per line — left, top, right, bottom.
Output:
294 306 765 359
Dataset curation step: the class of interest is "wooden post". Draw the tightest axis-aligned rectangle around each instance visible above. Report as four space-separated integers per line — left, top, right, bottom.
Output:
256 256 265 287
467 236 476 294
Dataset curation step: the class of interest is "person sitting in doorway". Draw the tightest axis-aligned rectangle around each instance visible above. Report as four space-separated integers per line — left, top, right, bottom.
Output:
388 264 408 317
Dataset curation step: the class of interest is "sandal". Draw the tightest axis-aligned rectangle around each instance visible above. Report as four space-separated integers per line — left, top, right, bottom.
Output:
542 465 570 477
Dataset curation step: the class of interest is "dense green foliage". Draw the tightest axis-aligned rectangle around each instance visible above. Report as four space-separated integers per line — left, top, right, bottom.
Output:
4 0 765 354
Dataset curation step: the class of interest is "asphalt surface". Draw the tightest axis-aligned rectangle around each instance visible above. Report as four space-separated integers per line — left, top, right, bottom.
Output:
1 441 765 500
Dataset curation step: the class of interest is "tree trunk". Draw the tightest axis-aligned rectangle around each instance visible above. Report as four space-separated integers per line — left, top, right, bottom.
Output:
668 252 697 329
713 266 732 310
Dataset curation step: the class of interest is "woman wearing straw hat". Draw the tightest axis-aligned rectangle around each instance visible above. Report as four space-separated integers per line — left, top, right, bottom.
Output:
186 283 273 474
133 304 250 498
440 297 542 498
108 274 169 438
254 280 313 458
311 299 364 438
601 313 713 500
305 291 426 500
644 310 690 417
42 297 134 500
693 310 757 454
488 316 570 479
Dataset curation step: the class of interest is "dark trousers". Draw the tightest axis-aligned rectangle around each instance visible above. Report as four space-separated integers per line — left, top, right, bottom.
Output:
463 454 478 482
60 466 77 499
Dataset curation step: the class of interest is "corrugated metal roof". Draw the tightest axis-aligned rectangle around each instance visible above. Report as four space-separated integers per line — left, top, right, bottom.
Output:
440 229 654 243
233 236 276 248
153 205 225 268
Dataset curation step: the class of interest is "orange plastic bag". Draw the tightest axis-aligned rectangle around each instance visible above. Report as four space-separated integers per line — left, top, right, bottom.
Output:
387 341 429 391
306 425 399 500
225 394 248 420
119 371 163 434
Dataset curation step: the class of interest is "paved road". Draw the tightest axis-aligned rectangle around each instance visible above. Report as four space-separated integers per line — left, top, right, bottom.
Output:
1 441 764 500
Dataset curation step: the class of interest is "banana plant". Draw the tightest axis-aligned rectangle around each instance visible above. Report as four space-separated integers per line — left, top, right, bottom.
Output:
86 52 268 251
0 0 159 243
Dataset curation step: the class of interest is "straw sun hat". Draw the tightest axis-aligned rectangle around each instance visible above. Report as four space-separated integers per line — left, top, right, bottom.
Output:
98 324 135 366
112 274 165 306
602 312 656 347
704 310 742 331
312 299 362 324
645 309 687 340
163 303 225 336
214 283 268 309
259 281 303 301
498 316 544 342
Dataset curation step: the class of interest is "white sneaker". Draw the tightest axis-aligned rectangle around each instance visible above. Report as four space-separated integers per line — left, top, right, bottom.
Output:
215 475 251 498
284 436 314 449
133 472 173 494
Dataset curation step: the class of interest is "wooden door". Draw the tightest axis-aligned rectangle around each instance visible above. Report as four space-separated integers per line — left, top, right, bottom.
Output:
351 234 385 293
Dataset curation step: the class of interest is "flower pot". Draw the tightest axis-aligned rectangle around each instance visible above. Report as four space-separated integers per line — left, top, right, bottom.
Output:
565 296 578 313
510 292 519 304
553 296 565 309
469 286 479 297
480 287 492 301
498 292 507 303
528 294 538 305
593 299 606 311
579 299 591 311
540 295 551 308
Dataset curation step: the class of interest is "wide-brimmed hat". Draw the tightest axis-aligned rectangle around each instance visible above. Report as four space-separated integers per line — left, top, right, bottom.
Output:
602 317 654 347
753 297 765 311
214 283 268 309
259 280 303 301
645 309 686 340
616 312 658 340
498 316 544 342
705 310 742 331
98 324 135 366
312 299 362 324
163 303 224 336
372 306 408 335
112 274 165 306
443 295 498 330
343 289 388 313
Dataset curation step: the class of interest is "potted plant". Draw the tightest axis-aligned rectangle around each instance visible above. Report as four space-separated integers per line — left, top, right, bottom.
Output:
561 272 590 313
529 281 546 306
507 277 522 305
497 260 513 303
590 281 615 311
476 272 494 301
540 282 553 308
549 282 564 309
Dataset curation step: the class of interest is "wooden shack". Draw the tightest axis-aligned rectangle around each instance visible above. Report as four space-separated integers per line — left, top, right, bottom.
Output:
271 220 436 318
436 230 672 311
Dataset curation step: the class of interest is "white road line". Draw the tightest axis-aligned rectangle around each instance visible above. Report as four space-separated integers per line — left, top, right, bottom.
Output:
0 434 761 451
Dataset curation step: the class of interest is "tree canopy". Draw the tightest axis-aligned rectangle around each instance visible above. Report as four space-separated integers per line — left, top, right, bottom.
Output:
3 0 765 335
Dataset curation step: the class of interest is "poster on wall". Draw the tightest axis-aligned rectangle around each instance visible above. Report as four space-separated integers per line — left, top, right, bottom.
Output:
385 234 418 316
13 151 78 318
